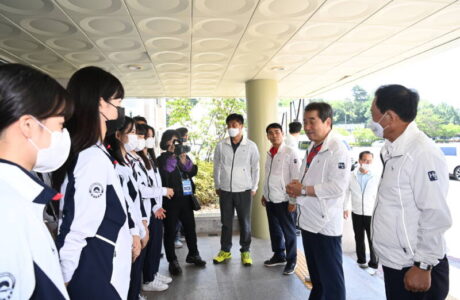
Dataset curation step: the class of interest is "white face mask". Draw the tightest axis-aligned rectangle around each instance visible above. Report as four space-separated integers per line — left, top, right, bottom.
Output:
360 164 371 172
124 134 138 152
145 137 155 149
369 113 388 138
228 128 240 138
28 119 71 173
135 138 146 151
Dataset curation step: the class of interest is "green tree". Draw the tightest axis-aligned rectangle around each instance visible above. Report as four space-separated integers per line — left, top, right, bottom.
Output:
166 98 196 127
352 128 380 146
352 85 369 102
438 124 460 139
195 98 246 161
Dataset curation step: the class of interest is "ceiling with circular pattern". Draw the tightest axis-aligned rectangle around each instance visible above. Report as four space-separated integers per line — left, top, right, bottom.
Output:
1 0 460 98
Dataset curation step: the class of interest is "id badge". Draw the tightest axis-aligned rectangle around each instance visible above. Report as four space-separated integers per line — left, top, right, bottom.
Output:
182 179 192 196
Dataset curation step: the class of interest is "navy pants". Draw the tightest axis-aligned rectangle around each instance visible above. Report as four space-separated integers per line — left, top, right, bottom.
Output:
266 201 297 263
127 247 147 300
143 216 164 283
301 230 345 300
383 256 449 300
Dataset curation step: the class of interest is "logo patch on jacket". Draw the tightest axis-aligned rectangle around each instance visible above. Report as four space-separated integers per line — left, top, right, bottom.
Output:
0 272 15 300
338 162 345 169
428 171 438 181
89 183 104 198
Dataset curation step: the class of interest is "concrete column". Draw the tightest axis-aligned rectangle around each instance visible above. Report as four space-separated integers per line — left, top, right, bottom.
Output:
245 79 278 240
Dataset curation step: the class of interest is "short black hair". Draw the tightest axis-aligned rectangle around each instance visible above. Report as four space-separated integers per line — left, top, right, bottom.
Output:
305 102 333 127
359 151 374 160
176 127 188 138
288 121 302 134
226 113 244 125
160 129 179 151
266 123 283 134
133 116 147 124
374 84 419 122
0 64 73 133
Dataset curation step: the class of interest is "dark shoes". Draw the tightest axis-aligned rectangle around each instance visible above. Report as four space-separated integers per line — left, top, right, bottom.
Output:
264 255 287 267
186 255 207 267
169 260 182 276
283 262 297 275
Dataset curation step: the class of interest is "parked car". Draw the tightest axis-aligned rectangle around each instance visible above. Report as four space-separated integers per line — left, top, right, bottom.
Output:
439 143 460 180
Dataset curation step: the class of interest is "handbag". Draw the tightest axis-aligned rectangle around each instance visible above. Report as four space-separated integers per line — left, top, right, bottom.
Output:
190 194 201 211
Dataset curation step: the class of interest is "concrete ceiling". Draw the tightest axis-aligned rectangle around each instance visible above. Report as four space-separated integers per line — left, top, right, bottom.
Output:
1 0 460 98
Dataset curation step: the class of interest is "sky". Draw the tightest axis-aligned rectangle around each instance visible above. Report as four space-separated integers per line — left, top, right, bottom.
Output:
316 40 460 108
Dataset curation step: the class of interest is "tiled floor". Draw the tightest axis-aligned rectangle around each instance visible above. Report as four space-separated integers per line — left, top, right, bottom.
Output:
143 234 386 300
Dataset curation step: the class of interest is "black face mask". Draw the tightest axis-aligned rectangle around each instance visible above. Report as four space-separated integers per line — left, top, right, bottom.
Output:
104 104 125 136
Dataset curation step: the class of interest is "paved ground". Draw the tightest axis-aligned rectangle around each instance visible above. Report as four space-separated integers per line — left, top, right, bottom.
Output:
144 234 386 300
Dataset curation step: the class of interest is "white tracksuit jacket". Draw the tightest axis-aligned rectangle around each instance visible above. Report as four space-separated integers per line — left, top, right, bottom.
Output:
295 132 351 236
372 122 452 270
263 143 301 203
213 136 260 193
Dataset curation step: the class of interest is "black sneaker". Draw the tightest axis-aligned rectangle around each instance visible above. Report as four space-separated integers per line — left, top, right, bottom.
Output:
186 255 207 267
264 255 287 267
283 262 297 275
169 260 182 276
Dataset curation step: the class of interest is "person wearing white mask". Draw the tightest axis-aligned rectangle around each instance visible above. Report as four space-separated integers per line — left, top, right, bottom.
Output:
0 64 71 299
142 124 174 291
213 113 260 266
52 66 132 299
370 85 451 299
104 117 151 299
343 151 379 275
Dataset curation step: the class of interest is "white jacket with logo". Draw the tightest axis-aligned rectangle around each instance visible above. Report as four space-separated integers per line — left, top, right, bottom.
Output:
344 170 378 216
213 136 260 193
0 160 69 300
296 132 351 236
263 144 301 203
372 122 452 270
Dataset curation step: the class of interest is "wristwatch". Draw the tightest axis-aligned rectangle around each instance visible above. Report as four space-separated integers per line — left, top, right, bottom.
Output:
301 186 307 196
414 261 433 271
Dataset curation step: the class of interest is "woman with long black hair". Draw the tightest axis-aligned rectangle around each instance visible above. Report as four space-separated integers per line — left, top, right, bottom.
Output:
140 124 174 291
124 122 174 296
53 66 132 299
105 116 168 299
0 64 72 299
158 129 206 276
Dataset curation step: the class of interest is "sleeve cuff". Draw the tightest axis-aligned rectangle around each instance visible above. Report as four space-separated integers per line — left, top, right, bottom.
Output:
413 253 442 266
152 204 161 213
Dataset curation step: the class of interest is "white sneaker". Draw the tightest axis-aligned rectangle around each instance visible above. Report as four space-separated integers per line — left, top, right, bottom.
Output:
139 295 147 300
156 272 172 284
366 268 377 276
142 278 169 292
174 240 183 248
358 263 368 269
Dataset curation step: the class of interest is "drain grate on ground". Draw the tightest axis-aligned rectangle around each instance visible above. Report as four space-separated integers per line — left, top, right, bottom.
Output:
295 249 313 290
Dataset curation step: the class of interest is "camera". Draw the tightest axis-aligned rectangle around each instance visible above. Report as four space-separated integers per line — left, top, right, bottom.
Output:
173 139 191 155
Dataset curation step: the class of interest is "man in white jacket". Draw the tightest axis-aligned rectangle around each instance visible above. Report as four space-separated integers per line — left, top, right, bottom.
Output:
213 113 260 266
344 151 379 275
261 123 300 275
370 84 452 299
287 102 350 300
